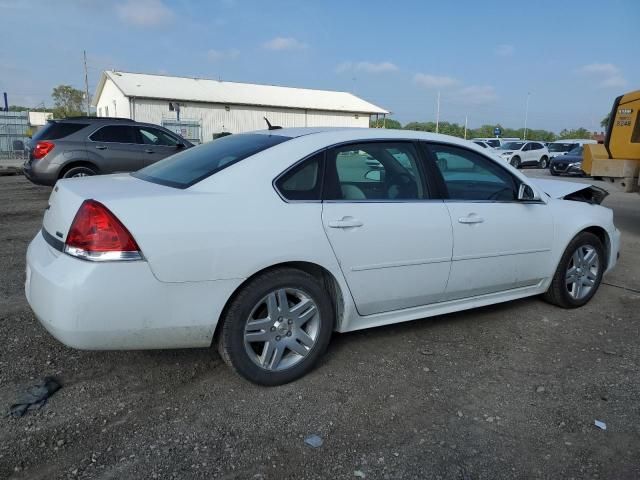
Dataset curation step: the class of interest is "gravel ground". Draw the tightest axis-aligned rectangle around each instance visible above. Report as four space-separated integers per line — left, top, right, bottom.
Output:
1 171 639 479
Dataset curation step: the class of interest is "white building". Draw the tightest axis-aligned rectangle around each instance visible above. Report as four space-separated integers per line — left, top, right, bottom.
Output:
92 71 389 143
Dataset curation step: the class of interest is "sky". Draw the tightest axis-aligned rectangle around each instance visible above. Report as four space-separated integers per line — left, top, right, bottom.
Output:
0 0 638 132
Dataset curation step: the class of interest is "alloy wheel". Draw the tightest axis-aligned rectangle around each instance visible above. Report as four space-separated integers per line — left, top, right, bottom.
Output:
243 288 320 371
565 244 599 300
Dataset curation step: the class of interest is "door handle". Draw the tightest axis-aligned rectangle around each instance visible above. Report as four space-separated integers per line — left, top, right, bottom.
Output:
144 149 154 154
328 218 364 229
95 145 107 150
458 215 484 224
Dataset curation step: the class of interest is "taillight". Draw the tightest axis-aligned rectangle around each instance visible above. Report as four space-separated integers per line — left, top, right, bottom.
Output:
33 141 55 160
64 200 142 261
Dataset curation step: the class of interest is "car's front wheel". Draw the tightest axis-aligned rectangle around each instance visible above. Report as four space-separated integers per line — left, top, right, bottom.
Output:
543 232 605 308
217 268 334 385
510 156 521 168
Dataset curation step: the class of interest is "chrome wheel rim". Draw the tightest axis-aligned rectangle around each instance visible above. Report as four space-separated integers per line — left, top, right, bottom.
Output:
566 244 599 300
244 288 320 371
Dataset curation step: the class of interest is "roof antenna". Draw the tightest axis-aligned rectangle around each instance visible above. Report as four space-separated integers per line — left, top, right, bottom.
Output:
264 117 282 130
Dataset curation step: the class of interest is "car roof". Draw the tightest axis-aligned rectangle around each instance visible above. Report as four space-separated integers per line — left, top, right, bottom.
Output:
47 117 174 130
251 127 480 143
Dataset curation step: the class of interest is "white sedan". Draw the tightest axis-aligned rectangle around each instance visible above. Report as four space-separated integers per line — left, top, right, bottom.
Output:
26 128 620 385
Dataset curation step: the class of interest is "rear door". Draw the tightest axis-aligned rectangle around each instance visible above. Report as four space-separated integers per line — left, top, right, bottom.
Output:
135 126 182 167
424 142 554 299
87 125 147 173
321 141 453 316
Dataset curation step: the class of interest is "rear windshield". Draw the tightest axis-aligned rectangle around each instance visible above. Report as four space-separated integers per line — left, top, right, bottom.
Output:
32 122 88 141
132 133 291 188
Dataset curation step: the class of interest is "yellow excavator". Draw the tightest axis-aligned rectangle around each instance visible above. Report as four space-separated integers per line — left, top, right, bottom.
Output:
583 89 640 192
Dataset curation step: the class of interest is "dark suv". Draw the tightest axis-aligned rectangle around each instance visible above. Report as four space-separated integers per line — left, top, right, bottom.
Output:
23 117 193 186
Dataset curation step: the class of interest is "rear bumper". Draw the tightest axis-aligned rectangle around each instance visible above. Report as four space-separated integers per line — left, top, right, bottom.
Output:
26 231 242 350
23 161 58 186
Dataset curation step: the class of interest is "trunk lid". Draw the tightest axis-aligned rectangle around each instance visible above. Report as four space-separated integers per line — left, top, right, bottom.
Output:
42 174 182 243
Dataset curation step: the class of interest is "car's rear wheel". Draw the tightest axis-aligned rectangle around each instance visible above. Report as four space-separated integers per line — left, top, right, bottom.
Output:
538 156 549 168
543 232 605 308
61 165 96 179
510 156 521 168
217 268 334 385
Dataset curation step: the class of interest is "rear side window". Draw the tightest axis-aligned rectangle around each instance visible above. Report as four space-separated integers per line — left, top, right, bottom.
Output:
32 122 88 141
133 133 291 189
276 152 323 201
90 125 138 143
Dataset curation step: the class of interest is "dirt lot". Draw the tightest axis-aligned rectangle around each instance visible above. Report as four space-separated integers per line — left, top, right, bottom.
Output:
1 172 639 479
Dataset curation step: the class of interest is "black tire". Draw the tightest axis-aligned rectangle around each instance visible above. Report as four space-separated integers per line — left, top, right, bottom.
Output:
543 232 605 308
550 170 559 176
538 156 549 169
61 165 96 179
510 156 521 168
217 268 334 385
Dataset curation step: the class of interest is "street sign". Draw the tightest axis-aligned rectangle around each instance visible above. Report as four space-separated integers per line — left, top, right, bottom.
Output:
493 127 502 137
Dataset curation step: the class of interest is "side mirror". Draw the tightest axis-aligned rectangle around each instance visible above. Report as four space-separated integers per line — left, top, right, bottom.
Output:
518 183 540 201
175 142 185 149
364 170 383 181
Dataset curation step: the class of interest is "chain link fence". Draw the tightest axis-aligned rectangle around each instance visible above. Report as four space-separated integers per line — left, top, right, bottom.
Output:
0 111 30 172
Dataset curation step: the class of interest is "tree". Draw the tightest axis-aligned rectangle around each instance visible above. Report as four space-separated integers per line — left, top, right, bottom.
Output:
8 105 51 113
600 114 610 129
51 85 85 118
557 128 592 140
370 118 402 129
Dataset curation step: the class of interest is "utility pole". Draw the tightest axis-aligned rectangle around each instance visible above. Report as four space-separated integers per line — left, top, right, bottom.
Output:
464 115 468 139
83 50 90 116
523 91 531 140
435 90 440 134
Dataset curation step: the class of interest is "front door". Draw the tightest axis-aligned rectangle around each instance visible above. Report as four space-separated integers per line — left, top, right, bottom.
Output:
135 126 182 167
321 141 453 316
425 142 554 299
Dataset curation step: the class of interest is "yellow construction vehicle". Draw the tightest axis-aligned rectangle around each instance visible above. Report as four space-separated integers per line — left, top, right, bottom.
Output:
583 89 640 192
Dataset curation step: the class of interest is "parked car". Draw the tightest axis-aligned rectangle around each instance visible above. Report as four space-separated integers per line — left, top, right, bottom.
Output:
497 141 550 168
471 137 501 148
472 140 495 149
550 146 586 176
26 128 619 385
547 139 597 160
23 117 193 186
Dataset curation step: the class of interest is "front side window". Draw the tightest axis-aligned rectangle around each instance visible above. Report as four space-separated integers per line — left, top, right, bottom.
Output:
428 143 517 201
473 141 488 148
324 142 425 201
631 115 640 143
137 127 180 146
134 133 290 188
275 152 323 201
90 125 137 144
486 139 500 148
